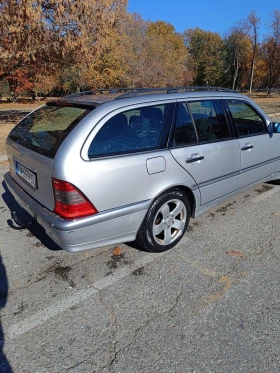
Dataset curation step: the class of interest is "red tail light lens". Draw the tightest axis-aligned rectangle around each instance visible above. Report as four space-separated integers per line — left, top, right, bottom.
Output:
52 178 98 219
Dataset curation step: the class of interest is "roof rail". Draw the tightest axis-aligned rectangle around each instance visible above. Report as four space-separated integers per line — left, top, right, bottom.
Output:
115 86 237 100
65 86 237 100
65 88 137 98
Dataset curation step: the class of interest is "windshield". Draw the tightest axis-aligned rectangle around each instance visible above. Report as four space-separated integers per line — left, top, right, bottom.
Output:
9 104 92 158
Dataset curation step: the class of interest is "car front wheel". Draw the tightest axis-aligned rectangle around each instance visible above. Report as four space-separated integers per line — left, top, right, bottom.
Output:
137 189 191 252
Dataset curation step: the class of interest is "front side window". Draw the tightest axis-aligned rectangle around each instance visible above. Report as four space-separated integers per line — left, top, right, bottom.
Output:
188 100 230 142
226 100 267 136
88 104 166 158
171 102 197 146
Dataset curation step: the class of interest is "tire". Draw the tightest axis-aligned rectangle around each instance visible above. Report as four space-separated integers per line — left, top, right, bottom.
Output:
136 188 191 253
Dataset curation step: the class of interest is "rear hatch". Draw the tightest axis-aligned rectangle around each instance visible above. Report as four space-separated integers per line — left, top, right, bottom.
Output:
6 103 92 211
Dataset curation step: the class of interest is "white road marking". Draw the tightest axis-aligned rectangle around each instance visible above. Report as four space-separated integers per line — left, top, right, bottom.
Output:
8 252 166 338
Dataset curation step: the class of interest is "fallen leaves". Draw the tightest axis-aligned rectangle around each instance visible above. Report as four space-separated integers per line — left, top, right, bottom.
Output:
226 250 243 257
112 246 123 256
272 212 280 216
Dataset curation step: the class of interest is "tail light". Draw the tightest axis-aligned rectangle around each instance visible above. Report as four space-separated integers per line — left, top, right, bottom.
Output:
52 178 98 219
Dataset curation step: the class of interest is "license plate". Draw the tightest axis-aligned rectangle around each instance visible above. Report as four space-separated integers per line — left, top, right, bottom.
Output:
16 162 37 189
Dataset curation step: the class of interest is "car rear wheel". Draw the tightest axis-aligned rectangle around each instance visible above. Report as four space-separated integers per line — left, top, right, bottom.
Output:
137 189 191 252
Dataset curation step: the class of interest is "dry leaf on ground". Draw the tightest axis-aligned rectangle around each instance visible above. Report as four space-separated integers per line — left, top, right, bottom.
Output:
272 212 280 216
226 250 243 257
112 246 123 256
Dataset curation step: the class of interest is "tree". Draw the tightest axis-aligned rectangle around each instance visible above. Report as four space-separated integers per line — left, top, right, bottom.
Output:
245 11 261 94
123 17 188 87
184 28 224 86
262 10 280 89
0 0 128 93
224 25 251 90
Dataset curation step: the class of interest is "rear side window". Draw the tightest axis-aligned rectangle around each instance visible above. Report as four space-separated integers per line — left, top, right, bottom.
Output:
88 104 167 158
226 100 267 136
9 104 91 158
188 100 230 142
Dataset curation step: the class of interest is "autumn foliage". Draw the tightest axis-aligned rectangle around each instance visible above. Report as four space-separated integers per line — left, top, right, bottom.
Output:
0 1 280 96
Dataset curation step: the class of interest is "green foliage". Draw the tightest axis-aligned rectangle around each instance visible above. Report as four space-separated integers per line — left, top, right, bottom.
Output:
184 28 224 86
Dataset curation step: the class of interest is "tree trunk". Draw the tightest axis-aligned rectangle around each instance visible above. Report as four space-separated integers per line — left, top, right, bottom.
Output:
232 52 239 90
249 58 255 95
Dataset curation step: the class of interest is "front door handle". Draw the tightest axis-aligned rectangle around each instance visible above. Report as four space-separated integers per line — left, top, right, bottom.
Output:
241 144 254 151
186 155 205 163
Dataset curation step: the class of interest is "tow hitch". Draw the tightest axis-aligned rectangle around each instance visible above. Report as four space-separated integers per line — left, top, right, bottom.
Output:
11 210 36 228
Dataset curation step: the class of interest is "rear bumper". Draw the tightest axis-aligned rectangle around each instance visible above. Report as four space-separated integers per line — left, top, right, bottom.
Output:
4 172 150 252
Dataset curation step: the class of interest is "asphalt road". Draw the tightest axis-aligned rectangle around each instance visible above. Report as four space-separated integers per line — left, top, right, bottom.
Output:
1 163 280 373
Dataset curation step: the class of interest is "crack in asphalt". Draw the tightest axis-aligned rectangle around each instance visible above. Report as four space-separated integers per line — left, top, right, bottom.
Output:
57 359 95 372
110 287 184 370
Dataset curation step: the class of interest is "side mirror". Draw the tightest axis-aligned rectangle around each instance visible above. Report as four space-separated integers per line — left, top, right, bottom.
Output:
267 121 280 135
273 122 280 133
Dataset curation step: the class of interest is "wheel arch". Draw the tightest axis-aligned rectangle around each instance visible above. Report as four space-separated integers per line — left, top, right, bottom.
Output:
152 184 197 217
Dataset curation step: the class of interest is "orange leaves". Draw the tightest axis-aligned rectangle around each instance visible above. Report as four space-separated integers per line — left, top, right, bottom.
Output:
112 246 123 256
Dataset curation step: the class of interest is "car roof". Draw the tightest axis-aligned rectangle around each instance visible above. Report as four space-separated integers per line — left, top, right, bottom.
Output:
48 87 246 109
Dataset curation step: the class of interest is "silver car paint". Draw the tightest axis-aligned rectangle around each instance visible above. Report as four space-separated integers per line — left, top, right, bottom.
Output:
5 90 280 252
5 173 151 252
6 138 54 210
170 139 241 205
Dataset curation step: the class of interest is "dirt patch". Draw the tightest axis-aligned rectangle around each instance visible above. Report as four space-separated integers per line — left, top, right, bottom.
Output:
34 241 44 248
0 101 43 111
254 184 274 195
216 201 236 215
251 95 280 115
53 265 75 287
132 267 145 276
33 262 76 288
106 253 130 269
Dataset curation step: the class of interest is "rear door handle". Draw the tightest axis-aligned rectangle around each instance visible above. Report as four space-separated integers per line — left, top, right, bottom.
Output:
186 154 205 163
241 144 254 151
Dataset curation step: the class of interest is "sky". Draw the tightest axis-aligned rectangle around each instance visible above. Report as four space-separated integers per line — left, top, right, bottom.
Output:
127 0 280 39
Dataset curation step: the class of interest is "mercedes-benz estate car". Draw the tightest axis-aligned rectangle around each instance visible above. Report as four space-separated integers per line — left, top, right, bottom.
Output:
4 87 280 253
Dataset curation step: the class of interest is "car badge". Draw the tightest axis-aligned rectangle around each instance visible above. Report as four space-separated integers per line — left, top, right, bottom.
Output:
19 149 25 157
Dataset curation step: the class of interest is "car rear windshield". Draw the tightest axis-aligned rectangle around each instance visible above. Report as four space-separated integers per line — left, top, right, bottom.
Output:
9 103 92 158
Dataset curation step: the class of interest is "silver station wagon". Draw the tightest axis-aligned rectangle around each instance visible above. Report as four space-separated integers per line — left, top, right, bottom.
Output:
4 87 280 252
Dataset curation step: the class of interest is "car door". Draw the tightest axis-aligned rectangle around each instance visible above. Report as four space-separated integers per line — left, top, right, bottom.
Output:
169 99 240 205
225 99 280 189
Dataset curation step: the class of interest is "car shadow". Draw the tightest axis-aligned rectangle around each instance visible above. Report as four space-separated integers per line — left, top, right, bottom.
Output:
2 181 61 252
125 240 148 252
0 256 13 372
